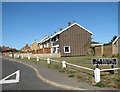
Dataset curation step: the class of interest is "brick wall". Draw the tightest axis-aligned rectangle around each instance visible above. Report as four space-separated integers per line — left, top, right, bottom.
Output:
44 48 51 53
37 49 43 54
32 48 51 54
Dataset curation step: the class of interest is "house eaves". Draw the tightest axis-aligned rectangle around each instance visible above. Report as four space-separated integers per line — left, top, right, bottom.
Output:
50 23 93 39
41 22 93 43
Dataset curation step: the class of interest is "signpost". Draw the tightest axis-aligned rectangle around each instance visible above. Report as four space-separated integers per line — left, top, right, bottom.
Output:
92 58 117 74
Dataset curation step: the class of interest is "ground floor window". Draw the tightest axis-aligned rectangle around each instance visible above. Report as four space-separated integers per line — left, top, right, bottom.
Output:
52 47 59 53
64 46 70 53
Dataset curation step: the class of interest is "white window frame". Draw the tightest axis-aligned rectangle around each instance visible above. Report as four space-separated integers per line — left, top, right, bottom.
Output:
56 36 59 41
64 46 70 53
40 45 43 49
47 43 49 48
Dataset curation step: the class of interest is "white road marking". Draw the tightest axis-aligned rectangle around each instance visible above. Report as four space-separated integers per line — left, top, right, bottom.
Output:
0 70 20 84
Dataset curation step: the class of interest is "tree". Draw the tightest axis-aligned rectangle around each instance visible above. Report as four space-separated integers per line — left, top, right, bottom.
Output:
104 35 117 45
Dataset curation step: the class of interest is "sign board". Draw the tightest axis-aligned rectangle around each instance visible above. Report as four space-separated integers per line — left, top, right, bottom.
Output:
92 58 117 65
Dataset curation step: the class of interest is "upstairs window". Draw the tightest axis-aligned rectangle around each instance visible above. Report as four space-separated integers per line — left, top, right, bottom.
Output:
56 36 59 41
64 46 70 53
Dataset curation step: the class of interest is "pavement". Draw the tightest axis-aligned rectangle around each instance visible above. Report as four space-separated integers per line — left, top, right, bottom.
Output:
1 56 119 91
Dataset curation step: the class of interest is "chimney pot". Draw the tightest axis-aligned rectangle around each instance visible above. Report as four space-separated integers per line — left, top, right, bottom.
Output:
51 34 52 36
68 22 71 26
60 27 62 31
55 32 56 34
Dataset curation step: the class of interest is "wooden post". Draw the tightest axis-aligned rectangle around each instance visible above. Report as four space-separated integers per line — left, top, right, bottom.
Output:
96 65 99 68
101 45 104 56
110 65 114 74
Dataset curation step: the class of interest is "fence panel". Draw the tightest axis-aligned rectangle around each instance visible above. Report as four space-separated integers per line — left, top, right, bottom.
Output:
103 45 112 56
95 46 102 56
37 49 43 54
44 48 51 53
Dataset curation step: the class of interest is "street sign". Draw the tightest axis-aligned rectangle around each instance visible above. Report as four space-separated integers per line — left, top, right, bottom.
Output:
92 58 117 65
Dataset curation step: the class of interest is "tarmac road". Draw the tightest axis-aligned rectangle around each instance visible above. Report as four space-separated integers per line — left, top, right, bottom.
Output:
1 57 62 90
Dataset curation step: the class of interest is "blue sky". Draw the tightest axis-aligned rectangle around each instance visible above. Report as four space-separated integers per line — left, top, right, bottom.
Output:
2 2 118 50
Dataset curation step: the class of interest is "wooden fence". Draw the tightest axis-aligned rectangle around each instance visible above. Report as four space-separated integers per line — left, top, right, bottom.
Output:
89 44 117 56
32 48 51 54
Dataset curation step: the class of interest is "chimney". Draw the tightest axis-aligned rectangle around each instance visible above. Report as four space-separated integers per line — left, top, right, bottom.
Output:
54 32 56 34
51 34 52 37
26 44 28 46
68 22 71 26
60 27 62 31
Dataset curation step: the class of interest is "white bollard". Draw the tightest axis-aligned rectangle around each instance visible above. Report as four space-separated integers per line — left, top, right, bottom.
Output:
21 55 24 59
47 58 50 64
17 55 20 58
37 57 39 61
62 61 66 68
9 54 12 57
28 56 30 60
94 68 100 83
14 54 16 58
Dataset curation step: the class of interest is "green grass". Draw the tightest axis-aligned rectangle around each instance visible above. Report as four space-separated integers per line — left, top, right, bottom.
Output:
95 81 105 87
59 70 65 73
51 56 118 69
68 74 74 77
77 75 82 79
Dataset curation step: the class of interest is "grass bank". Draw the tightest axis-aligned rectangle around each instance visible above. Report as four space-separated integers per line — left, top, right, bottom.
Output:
18 56 120 89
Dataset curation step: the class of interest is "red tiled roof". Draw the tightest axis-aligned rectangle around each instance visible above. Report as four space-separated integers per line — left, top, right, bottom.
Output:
22 44 31 50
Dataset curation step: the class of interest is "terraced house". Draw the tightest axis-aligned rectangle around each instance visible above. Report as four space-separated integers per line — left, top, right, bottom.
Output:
38 22 93 56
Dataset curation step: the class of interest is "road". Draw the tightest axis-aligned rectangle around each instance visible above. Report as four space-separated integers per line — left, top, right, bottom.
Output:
1 57 62 90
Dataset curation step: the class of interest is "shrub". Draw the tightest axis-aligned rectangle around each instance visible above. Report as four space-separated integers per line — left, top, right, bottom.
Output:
67 70 76 74
95 82 105 87
59 70 65 73
68 74 74 77
54 65 60 69
112 54 115 57
117 54 119 57
77 75 82 79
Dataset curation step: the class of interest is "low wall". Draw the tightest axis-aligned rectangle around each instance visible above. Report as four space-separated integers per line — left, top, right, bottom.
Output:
32 48 51 54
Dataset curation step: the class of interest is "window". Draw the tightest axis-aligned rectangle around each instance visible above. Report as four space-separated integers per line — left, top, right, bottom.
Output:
56 36 59 41
47 43 49 48
64 46 70 53
40 45 43 49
